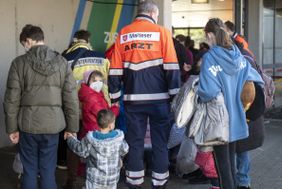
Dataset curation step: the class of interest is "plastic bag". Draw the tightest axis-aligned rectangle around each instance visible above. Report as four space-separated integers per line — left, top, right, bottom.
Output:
167 123 186 149
176 136 198 176
13 153 23 174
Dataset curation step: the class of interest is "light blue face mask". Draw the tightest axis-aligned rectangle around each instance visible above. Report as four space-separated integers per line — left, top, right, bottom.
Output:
90 81 103 92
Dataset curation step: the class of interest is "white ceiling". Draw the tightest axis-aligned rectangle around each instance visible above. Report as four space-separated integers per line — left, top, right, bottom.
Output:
172 0 234 28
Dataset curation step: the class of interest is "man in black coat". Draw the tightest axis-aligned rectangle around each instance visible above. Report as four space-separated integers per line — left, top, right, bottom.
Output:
173 38 191 83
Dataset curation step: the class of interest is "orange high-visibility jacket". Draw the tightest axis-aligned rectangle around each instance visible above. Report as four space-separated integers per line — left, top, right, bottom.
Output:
233 33 254 57
108 15 181 104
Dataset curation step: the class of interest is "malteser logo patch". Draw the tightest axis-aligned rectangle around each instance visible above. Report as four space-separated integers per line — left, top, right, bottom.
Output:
120 32 160 44
123 35 128 42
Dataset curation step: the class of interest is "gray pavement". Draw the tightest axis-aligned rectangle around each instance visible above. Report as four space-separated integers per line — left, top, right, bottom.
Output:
0 119 282 189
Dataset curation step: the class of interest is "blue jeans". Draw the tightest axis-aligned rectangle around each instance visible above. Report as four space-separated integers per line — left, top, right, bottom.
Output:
236 151 251 187
19 132 59 189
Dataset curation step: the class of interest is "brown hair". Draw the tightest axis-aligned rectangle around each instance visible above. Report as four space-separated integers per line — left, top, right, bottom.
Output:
20 24 44 43
97 109 115 129
175 34 186 43
205 18 233 49
225 20 235 32
74 30 91 43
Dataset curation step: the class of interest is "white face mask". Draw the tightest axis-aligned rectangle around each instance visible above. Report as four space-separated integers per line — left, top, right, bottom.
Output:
90 81 103 92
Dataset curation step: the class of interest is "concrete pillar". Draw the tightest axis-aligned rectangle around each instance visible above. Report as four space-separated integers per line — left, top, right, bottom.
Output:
0 0 79 147
234 0 243 34
0 0 17 148
247 0 263 66
155 0 172 30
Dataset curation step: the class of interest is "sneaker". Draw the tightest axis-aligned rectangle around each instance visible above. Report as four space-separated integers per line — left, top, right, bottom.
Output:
182 168 202 180
237 186 251 189
188 174 210 185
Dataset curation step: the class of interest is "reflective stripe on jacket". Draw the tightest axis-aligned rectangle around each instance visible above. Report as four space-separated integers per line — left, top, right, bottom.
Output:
109 15 181 104
62 43 111 104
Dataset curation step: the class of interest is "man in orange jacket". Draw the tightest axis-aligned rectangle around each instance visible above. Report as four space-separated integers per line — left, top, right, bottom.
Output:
108 1 181 188
225 21 254 58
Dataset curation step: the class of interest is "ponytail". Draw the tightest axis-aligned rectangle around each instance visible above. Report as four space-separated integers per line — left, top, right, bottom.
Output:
215 27 233 49
205 18 233 49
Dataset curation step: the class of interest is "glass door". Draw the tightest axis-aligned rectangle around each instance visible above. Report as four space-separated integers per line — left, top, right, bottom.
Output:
263 0 275 76
275 0 282 77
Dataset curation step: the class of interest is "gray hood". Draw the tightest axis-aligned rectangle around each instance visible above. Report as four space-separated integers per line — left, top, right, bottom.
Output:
86 130 124 157
26 45 60 76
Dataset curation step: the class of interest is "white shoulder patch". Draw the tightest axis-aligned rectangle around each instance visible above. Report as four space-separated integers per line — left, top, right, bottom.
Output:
120 32 160 44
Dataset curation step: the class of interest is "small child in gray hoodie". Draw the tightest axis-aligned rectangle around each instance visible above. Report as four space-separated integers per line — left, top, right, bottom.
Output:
66 109 129 189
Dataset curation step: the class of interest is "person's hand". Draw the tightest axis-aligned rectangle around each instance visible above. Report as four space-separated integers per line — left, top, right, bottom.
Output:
112 101 120 107
64 132 77 140
9 132 19 144
183 63 192 72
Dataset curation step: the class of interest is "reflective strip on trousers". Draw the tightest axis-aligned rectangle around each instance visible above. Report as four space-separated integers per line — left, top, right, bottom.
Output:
152 171 169 179
123 93 169 101
126 177 144 185
152 179 168 186
152 171 169 186
126 170 144 178
126 170 144 185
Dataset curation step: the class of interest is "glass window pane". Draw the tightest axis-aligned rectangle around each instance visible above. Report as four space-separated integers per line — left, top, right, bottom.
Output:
263 8 274 66
263 0 274 74
174 28 189 37
189 28 205 49
275 1 282 76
